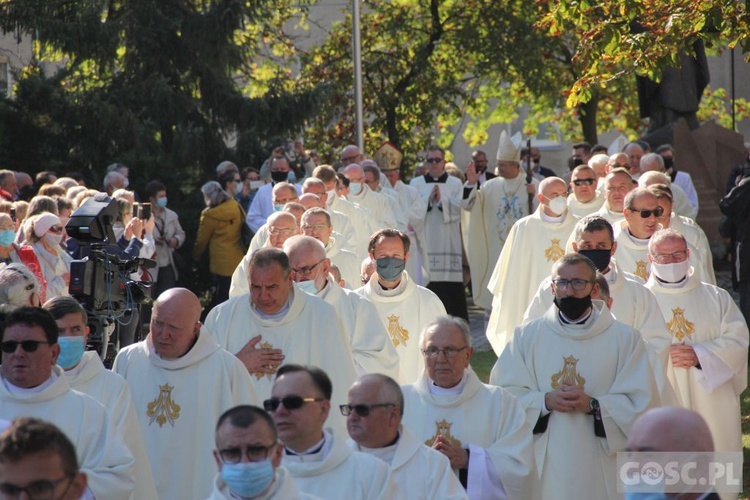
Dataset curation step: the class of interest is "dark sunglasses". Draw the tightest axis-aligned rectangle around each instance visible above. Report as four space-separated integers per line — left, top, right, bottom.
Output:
629 206 664 218
425 158 443 164
572 179 596 186
339 403 395 417
0 340 51 353
263 396 324 412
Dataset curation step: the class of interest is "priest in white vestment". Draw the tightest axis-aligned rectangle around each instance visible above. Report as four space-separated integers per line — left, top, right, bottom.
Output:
230 211 300 297
205 247 358 433
566 165 605 218
645 229 748 463
639 155 698 219
491 254 658 500
0 307 135 499
44 296 157 499
113 288 257 500
410 146 468 319
648 180 711 252
486 177 577 355
283 236 399 379
344 164 399 231
362 161 409 232
300 208 360 288
268 365 396 499
301 178 357 248
209 404 319 500
593 167 636 225
402 316 534 499
344 373 467 499
462 131 539 310
355 229 446 384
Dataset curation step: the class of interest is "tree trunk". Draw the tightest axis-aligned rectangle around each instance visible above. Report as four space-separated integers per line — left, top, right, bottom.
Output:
578 90 599 145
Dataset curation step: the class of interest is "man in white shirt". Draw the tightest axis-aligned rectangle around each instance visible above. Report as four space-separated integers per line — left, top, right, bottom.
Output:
247 158 302 232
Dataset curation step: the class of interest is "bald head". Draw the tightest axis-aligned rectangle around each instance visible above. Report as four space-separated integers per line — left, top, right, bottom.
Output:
341 145 363 166
343 164 364 179
155 288 201 324
283 235 326 262
151 288 202 358
539 176 567 196
298 193 323 210
628 407 713 453
272 182 298 203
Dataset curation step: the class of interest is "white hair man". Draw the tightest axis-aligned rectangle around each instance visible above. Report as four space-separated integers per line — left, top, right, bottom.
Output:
639 154 697 219
299 208 360 288
344 373 467 499
645 229 748 462
492 253 657 499
486 176 577 355
283 235 398 379
402 316 534 499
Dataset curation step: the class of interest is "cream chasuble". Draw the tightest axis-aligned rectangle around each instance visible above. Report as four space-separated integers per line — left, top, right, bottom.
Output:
523 258 676 405
325 235 361 289
64 352 157 499
669 213 712 263
355 272 446 384
401 369 534 500
486 207 577 355
317 277 399 379
283 429 396 500
461 175 540 309
112 330 256 500
0 366 135 499
646 273 749 458
613 221 716 284
671 182 698 220
593 204 626 225
348 425 468 500
204 286 358 433
348 186 400 232
410 174 465 282
490 303 658 500
567 192 605 218
329 194 377 262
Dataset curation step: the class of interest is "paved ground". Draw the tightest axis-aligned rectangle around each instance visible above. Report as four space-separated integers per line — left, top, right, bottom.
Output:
467 268 739 353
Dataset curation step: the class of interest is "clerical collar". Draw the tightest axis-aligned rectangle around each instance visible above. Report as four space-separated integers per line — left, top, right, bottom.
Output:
3 371 58 394
373 275 407 297
654 274 689 288
284 430 333 462
424 172 449 183
602 266 616 283
358 432 400 465
558 308 593 326
428 374 466 395
626 229 651 245
540 210 565 223
252 293 292 320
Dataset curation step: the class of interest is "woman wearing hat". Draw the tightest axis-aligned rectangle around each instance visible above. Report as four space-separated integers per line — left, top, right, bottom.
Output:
25 212 72 299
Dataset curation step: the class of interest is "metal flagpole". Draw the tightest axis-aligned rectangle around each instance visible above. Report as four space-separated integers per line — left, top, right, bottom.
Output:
353 0 364 150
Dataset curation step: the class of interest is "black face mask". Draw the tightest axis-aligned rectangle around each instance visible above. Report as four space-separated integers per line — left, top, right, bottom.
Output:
271 170 289 183
662 157 674 170
577 249 611 272
554 295 592 320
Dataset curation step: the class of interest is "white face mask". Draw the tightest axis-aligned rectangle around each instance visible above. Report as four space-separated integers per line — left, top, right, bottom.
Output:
325 189 336 205
546 196 568 216
651 259 690 283
44 232 64 247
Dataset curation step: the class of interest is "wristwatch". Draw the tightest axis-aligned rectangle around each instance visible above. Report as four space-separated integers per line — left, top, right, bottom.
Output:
589 397 600 414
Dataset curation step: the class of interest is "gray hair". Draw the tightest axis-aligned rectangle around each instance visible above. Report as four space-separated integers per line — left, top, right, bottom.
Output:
418 315 472 349
552 253 597 282
200 181 230 208
0 264 40 313
640 153 665 172
595 272 610 304
573 215 614 244
103 171 126 190
648 228 687 256
587 154 609 170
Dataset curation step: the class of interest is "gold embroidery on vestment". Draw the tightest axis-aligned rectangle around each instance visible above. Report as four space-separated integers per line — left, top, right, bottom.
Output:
551 355 586 389
635 260 649 281
544 238 565 262
251 341 279 380
667 307 695 341
387 315 409 347
425 419 462 447
147 384 181 427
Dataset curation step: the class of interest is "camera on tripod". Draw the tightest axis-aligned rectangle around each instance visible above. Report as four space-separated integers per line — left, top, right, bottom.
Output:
65 195 155 359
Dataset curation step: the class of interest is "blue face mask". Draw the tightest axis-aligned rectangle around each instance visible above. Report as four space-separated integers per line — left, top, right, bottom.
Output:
349 182 363 196
376 257 405 282
272 203 284 213
0 229 15 247
156 197 168 208
297 279 319 295
221 460 274 498
57 336 86 370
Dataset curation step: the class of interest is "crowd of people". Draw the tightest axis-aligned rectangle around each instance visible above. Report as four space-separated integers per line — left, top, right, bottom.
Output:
0 134 748 499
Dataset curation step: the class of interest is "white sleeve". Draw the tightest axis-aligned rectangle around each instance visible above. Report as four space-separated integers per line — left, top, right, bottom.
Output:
467 444 508 500
693 345 735 393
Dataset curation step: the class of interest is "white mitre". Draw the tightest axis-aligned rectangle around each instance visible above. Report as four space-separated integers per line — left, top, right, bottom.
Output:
497 130 521 162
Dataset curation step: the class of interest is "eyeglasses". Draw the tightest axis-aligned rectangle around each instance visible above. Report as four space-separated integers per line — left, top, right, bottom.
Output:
263 396 325 412
552 278 594 291
49 226 64 233
606 184 630 193
651 250 688 264
0 340 51 353
425 158 444 164
339 403 396 417
628 206 664 219
219 443 277 464
572 179 596 186
341 155 360 165
292 258 324 276
421 346 468 358
301 224 330 232
269 228 295 236
0 476 72 500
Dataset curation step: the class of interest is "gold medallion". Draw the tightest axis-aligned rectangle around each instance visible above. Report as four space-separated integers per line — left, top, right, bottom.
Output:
424 419 462 447
251 341 280 380
544 238 565 262
146 384 181 427
667 307 695 341
551 355 586 389
635 260 649 281
387 315 409 347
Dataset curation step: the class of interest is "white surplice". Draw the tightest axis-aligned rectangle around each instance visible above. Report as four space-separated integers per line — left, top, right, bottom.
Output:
347 186 400 232
325 234 361 289
113 329 257 500
567 192 605 218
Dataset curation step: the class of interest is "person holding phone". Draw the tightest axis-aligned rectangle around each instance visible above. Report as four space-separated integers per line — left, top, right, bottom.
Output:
146 180 185 298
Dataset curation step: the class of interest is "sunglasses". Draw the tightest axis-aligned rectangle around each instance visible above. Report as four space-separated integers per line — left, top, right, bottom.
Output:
262 396 325 412
339 403 395 417
49 225 64 233
629 206 664 218
425 158 444 164
0 340 51 353
572 179 596 186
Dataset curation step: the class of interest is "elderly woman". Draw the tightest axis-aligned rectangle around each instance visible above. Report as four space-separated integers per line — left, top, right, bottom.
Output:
193 180 245 307
0 263 42 314
26 212 72 299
